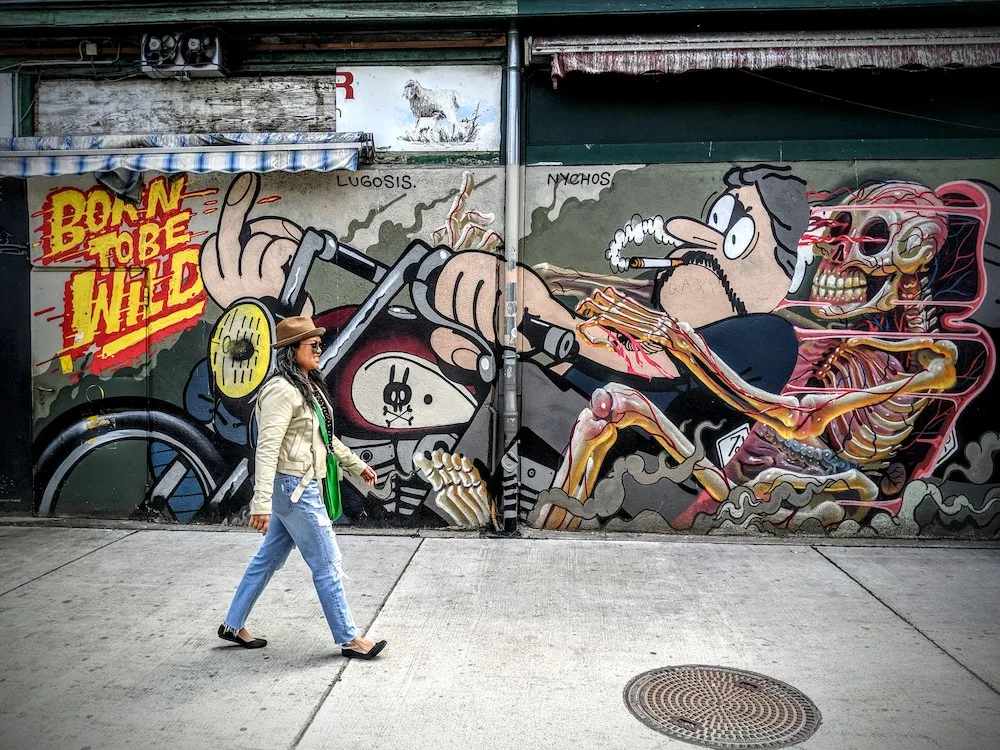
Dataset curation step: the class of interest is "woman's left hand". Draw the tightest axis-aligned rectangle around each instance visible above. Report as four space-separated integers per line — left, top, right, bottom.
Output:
360 466 378 486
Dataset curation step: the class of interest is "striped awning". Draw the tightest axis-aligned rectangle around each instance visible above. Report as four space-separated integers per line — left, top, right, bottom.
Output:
532 28 1000 86
0 131 375 178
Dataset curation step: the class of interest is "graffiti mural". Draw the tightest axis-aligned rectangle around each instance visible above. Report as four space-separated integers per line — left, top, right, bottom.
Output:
22 159 1000 537
510 162 1000 537
30 168 504 526
414 161 999 538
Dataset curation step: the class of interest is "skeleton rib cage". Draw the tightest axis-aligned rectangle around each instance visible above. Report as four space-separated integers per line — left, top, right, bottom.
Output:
541 180 995 529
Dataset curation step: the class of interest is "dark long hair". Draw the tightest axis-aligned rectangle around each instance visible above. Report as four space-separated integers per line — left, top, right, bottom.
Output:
273 343 332 407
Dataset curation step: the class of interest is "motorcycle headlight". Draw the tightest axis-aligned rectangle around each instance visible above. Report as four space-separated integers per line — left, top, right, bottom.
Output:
209 300 275 399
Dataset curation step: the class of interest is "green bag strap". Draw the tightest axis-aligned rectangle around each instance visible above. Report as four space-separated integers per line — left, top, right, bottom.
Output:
311 398 331 446
310 397 340 478
310 398 342 522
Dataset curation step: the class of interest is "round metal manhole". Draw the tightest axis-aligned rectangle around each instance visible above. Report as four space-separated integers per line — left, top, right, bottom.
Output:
624 665 822 749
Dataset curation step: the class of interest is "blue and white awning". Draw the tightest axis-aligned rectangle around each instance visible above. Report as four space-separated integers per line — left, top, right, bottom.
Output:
0 131 374 178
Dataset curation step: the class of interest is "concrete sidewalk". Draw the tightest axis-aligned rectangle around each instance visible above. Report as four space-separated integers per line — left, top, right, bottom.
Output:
0 525 997 750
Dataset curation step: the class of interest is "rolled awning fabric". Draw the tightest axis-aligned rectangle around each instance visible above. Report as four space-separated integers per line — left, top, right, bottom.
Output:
0 131 375 177
531 28 1000 86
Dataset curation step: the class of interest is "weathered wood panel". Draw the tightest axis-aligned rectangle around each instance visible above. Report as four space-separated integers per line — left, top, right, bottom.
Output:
37 76 338 136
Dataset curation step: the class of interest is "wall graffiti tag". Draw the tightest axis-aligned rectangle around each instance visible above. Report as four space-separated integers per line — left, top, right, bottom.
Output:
34 175 207 375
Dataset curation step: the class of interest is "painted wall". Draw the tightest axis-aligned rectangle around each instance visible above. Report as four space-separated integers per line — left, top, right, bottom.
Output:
17 158 1000 537
508 160 1000 537
28 167 504 526
337 66 502 152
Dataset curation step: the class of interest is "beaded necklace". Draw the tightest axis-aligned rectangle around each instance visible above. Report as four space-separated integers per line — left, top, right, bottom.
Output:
310 382 335 454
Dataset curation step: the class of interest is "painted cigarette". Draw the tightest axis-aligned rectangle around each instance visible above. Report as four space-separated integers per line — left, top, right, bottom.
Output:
627 257 686 269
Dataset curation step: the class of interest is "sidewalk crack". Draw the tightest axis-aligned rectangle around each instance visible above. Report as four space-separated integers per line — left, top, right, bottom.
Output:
290 537 425 750
812 545 1000 698
0 530 140 598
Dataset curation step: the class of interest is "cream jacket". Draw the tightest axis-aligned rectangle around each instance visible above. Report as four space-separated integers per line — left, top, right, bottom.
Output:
251 376 368 516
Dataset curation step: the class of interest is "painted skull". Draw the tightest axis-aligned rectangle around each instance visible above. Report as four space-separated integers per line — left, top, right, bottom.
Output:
808 182 947 319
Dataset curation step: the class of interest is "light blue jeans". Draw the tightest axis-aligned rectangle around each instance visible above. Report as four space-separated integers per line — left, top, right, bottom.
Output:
224 473 358 644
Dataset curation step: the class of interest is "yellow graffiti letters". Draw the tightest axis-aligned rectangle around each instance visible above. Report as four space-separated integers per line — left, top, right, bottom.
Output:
163 210 193 252
166 247 204 308
68 270 130 345
45 188 87 258
40 175 207 374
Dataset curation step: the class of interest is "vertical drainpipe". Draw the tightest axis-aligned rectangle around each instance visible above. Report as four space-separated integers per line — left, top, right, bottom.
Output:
499 25 522 534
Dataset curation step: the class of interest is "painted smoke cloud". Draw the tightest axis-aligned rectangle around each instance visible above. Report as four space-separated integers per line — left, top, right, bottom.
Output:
605 214 681 273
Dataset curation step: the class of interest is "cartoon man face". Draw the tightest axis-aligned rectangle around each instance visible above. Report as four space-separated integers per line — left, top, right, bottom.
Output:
652 166 808 329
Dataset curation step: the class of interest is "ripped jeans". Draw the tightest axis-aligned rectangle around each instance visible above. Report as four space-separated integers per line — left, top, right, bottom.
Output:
223 473 358 644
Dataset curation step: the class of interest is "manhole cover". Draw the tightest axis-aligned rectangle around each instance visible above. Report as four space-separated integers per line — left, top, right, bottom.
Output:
624 665 821 749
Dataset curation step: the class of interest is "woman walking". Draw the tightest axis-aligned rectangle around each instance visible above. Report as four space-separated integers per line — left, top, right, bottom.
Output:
218 315 386 659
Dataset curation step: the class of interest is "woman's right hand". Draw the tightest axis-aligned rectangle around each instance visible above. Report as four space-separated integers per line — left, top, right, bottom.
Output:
249 513 270 535
360 466 378 486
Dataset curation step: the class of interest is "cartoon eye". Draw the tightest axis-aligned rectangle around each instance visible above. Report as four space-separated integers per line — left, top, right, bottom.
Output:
707 194 735 232
723 216 756 259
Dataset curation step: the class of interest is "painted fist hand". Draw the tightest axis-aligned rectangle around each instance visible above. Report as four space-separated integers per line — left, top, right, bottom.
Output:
428 250 503 372
428 251 577 371
200 173 314 316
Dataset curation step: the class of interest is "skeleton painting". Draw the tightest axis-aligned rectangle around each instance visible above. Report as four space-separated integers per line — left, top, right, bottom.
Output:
497 163 1000 538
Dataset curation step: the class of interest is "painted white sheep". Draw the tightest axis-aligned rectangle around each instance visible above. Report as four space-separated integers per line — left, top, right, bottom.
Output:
403 79 460 137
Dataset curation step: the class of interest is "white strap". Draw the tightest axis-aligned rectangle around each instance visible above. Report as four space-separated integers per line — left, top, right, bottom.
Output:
289 467 315 502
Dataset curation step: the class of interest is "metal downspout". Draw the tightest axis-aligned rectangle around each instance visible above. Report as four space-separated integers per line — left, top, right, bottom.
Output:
500 26 522 534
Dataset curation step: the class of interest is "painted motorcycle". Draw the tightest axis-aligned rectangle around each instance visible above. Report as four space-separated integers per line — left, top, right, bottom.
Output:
32 228 568 526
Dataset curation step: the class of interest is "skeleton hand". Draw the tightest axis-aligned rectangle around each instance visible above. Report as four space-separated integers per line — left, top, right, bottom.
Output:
431 171 502 252
575 287 682 379
200 173 314 316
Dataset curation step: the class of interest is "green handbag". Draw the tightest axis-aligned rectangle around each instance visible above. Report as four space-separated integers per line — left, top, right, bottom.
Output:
311 400 342 522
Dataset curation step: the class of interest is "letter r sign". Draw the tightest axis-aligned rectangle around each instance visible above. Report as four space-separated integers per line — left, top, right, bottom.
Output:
336 72 355 100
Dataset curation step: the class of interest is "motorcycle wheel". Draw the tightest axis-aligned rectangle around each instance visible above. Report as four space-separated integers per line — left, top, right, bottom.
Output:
33 399 231 521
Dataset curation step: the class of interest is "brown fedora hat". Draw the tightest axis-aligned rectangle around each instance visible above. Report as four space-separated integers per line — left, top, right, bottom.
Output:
272 315 327 349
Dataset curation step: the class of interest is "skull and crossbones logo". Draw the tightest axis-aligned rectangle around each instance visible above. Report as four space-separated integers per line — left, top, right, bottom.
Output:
383 365 414 427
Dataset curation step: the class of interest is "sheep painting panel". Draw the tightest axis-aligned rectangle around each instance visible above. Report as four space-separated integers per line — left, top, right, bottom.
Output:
337 66 501 152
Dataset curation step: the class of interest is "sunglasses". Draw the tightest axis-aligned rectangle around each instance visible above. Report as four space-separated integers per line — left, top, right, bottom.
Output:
298 341 324 352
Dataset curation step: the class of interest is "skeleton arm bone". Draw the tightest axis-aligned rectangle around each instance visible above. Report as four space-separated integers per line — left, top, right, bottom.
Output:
540 382 731 530
578 288 958 441
577 288 808 434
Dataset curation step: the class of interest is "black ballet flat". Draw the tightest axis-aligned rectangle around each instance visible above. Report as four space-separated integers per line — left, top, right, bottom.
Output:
342 640 387 660
218 624 267 649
